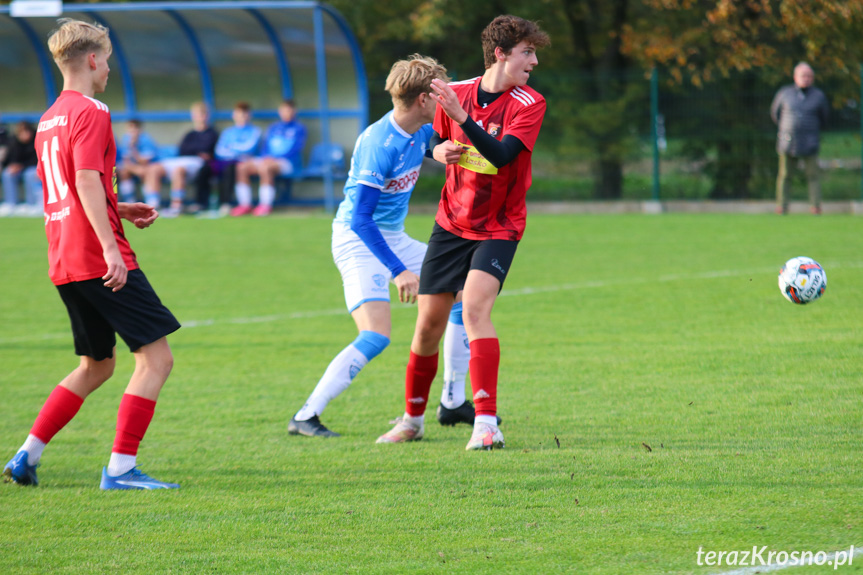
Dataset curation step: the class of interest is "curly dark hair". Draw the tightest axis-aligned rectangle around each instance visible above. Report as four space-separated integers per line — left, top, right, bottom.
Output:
481 15 550 69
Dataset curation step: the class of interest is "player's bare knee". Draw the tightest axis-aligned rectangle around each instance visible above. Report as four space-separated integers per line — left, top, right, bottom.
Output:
149 348 174 380
135 339 174 379
461 304 491 333
413 318 447 351
80 355 115 385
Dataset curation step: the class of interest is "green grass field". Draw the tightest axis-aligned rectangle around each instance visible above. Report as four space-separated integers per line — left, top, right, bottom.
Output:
1 212 861 574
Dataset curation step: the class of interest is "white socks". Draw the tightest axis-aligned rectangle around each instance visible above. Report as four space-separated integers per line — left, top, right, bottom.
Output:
19 435 137 476
235 182 253 207
259 184 275 208
475 415 497 427
441 318 470 409
295 343 371 421
18 437 140 475
235 183 275 208
403 413 424 427
119 179 136 202
107 453 137 477
20 435 46 466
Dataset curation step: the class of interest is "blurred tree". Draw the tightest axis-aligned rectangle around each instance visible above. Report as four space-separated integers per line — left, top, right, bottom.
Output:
622 0 863 198
328 0 645 199
549 0 641 199
56 0 863 199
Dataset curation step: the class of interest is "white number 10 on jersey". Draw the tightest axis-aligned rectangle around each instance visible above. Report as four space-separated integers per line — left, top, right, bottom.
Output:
41 135 69 205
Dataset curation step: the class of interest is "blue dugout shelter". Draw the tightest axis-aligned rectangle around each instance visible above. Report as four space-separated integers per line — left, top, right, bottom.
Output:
0 1 369 210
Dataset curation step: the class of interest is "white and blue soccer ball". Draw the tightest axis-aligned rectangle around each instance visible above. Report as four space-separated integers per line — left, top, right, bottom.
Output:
778 256 826 304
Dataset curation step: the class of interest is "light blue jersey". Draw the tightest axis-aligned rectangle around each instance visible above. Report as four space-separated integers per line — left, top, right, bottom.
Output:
263 120 307 167
215 124 262 161
117 132 159 163
334 111 433 232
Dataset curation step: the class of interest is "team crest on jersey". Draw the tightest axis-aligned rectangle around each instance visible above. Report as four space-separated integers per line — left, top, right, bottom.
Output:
372 274 387 288
487 123 501 138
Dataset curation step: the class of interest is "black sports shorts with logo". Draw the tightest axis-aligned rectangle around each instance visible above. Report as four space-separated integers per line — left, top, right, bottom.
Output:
418 223 519 295
56 269 181 361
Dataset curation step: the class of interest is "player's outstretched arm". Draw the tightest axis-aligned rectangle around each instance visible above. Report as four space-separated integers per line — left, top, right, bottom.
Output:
118 202 159 229
77 169 127 291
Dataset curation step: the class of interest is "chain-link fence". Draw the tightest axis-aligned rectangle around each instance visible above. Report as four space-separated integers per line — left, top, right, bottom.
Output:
370 69 863 203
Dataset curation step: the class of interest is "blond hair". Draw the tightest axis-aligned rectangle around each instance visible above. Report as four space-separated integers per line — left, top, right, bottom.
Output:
190 101 209 115
385 54 449 109
48 18 111 65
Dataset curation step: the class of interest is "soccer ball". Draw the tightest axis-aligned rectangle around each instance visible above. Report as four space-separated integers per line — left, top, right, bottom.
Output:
778 257 826 304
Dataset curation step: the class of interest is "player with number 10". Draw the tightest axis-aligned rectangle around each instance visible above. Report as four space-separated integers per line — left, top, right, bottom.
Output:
3 18 181 490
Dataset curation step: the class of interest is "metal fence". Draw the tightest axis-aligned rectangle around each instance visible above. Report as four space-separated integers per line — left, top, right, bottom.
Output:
375 69 863 203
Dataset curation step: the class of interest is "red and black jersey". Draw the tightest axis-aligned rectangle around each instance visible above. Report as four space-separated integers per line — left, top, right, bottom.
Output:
434 76 546 241
36 91 137 286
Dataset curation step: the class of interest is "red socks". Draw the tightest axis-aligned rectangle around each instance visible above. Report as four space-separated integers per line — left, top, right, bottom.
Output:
27 388 156 464
112 394 156 456
469 338 500 417
30 386 84 443
405 351 438 416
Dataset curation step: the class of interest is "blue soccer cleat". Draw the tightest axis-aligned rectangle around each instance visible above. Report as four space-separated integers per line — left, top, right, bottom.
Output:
100 467 180 490
3 451 39 486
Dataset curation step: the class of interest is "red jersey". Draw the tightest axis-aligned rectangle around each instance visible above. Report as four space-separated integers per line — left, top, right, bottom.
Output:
35 91 137 286
434 77 546 241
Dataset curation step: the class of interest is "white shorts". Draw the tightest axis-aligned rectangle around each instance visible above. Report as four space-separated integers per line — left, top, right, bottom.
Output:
159 156 205 180
258 157 296 177
332 222 428 312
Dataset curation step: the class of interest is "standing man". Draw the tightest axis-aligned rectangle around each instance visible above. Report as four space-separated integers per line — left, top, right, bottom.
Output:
377 15 550 450
2 19 181 490
770 62 830 215
288 54 471 437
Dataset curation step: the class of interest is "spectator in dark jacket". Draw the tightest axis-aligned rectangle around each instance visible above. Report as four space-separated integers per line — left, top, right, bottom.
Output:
0 120 9 167
770 62 830 215
141 101 219 215
1 121 42 217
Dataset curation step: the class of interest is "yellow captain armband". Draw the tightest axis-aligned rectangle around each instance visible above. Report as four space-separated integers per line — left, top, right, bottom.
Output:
454 139 498 175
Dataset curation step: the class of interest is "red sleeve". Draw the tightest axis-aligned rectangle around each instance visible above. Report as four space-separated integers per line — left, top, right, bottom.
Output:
506 99 546 152
71 105 110 174
432 98 452 140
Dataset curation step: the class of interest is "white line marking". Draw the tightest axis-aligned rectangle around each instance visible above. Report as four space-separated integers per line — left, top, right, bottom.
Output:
2 262 860 345
713 546 862 575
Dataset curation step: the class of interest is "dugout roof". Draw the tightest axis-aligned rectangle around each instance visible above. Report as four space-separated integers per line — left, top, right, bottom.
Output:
0 1 368 208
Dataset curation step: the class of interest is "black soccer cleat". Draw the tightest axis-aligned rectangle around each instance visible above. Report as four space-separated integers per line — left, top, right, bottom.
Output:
288 415 341 437
436 401 502 427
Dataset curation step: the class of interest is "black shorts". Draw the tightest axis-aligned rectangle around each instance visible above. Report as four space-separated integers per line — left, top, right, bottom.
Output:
419 223 519 295
56 269 181 360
